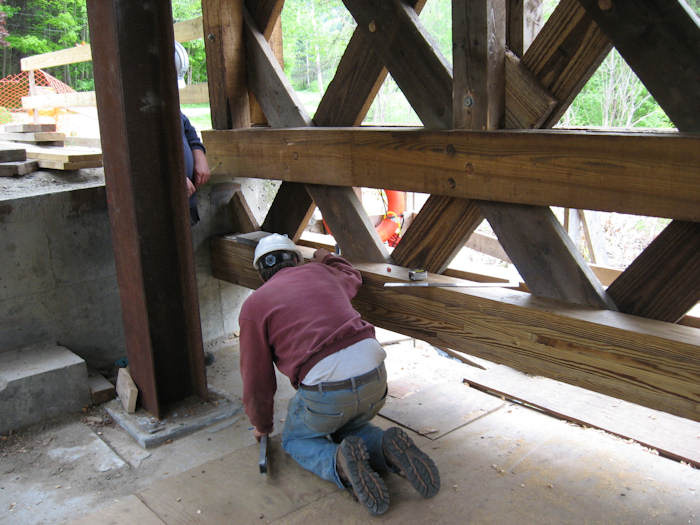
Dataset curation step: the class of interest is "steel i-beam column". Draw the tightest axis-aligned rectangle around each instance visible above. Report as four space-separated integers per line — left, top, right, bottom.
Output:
86 1 207 417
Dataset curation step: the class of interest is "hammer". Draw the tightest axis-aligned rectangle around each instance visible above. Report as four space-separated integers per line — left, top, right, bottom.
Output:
258 434 268 474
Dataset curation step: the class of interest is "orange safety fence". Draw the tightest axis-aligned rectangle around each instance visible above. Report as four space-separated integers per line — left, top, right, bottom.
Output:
0 69 75 111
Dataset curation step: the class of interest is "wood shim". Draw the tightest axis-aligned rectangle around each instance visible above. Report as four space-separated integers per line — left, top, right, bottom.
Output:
116 367 138 413
0 160 38 177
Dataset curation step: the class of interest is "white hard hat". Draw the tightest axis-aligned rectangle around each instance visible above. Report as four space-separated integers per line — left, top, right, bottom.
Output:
174 41 189 88
253 233 303 269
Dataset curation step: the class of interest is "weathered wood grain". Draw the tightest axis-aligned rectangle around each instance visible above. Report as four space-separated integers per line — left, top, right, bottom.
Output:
245 0 283 39
211 236 700 422
577 0 700 131
505 50 557 128
479 201 615 308
341 0 453 128
202 0 250 130
391 196 483 273
229 189 259 234
607 221 700 323
452 0 506 129
521 0 612 127
243 8 311 128
203 127 700 221
261 182 315 242
305 184 389 262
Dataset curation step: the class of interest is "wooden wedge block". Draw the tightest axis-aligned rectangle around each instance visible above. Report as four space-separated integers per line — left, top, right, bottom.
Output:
0 160 38 177
116 367 138 413
0 146 26 162
3 123 57 133
0 131 66 143
87 370 116 405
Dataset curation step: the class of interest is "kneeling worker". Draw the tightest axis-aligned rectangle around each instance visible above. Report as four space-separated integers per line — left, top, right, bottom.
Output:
239 233 440 515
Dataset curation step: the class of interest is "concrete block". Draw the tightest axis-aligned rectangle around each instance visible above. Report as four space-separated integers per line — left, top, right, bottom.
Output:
0 343 90 434
87 370 116 405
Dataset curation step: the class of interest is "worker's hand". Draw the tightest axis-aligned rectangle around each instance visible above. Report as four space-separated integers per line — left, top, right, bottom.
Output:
192 149 211 187
313 248 330 262
186 177 196 198
253 428 268 442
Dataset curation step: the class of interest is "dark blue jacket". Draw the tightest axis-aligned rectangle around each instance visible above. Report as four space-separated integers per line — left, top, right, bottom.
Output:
181 113 206 224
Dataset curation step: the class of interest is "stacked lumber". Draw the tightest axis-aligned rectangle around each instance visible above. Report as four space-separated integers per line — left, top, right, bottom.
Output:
0 145 38 177
0 129 102 171
0 123 65 146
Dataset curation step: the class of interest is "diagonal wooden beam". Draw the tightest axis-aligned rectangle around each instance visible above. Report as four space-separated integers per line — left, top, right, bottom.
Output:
576 0 700 322
606 221 700 322
261 181 315 242
243 7 311 128
314 0 427 127
305 184 389 262
480 202 616 308
341 0 453 129
576 0 700 131
522 0 612 127
391 196 483 273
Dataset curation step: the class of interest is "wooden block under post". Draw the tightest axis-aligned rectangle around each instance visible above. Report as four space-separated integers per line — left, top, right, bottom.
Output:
116 367 138 413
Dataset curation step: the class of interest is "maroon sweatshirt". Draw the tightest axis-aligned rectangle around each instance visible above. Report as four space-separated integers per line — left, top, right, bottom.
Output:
238 252 375 433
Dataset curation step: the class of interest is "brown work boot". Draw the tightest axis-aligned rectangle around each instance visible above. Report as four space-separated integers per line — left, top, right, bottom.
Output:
336 436 390 516
383 426 440 498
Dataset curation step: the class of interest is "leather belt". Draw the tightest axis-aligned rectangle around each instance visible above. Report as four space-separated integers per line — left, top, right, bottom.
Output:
300 364 384 392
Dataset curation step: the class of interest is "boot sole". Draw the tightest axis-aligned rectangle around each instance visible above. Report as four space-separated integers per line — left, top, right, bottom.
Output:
340 436 390 516
384 427 440 498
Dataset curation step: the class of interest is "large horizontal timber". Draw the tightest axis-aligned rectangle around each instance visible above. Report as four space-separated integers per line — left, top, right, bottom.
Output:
576 0 700 323
210 236 700 422
202 127 700 222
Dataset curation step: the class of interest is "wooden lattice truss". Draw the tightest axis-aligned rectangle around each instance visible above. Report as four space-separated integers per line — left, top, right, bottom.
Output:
201 0 699 421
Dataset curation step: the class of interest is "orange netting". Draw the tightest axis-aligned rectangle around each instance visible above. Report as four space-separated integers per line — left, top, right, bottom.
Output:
0 69 75 111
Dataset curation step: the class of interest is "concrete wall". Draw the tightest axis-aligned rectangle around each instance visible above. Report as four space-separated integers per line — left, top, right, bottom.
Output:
0 171 269 370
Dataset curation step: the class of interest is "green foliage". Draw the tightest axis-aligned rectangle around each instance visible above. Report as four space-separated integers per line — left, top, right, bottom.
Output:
0 106 12 124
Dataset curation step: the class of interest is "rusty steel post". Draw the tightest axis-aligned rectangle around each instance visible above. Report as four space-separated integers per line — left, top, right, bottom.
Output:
86 1 208 417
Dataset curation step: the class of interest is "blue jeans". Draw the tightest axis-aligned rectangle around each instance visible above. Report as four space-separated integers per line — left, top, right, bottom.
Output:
282 363 388 488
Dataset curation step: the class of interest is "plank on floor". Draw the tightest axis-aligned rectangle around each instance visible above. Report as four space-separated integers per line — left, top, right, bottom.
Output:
3 123 57 133
460 354 700 467
0 131 66 143
0 160 38 177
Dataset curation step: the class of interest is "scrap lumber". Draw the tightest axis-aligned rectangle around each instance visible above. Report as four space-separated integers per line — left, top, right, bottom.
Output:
0 160 38 177
0 131 65 144
0 146 26 162
0 141 103 169
3 123 56 133
211 236 700 422
204 127 700 222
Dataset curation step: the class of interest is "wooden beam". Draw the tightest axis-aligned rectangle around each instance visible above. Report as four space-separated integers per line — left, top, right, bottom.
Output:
20 17 203 71
245 0 283 39
521 0 612 127
607 221 700 323
243 7 311 128
504 50 557 128
577 0 700 131
203 127 700 222
479 202 615 308
452 0 506 129
341 0 453 128
506 0 526 57
173 16 203 42
211 236 700 422
229 189 259 234
87 1 207 418
261 182 315 242
202 0 250 130
305 184 389 262
391 196 482 273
